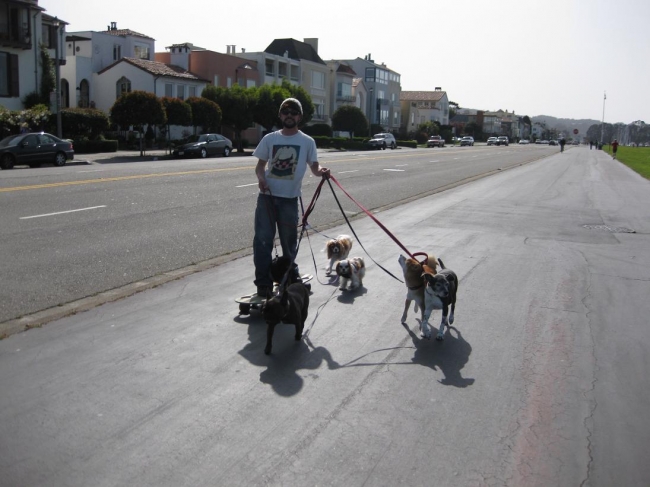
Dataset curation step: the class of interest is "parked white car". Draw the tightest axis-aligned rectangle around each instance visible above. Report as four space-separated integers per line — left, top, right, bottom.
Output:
460 136 474 147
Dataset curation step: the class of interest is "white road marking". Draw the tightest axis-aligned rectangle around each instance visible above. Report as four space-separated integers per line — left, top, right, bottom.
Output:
236 183 258 188
338 170 359 174
395 164 408 167
430 160 440 163
383 169 405 172
20 205 107 220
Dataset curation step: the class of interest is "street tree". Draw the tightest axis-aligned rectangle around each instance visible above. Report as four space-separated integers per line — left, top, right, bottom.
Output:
185 97 222 134
110 91 166 155
202 84 254 152
252 83 290 133
331 105 368 137
161 96 192 142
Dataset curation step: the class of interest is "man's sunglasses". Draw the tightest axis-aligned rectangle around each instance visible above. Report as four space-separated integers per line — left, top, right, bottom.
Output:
280 108 300 116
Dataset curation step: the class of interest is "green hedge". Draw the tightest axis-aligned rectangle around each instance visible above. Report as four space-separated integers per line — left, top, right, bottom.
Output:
72 139 119 154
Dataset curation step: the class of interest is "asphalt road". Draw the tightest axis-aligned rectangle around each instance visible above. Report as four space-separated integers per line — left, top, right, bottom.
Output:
1 144 554 327
1 146 649 486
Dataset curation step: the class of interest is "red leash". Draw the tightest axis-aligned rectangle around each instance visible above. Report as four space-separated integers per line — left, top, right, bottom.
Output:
327 175 421 262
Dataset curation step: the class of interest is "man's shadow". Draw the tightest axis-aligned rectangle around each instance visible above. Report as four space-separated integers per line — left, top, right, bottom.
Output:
236 313 340 397
401 321 475 387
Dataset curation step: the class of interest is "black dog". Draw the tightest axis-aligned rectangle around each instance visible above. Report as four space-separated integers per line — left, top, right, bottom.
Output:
270 255 301 286
421 258 458 341
262 282 309 355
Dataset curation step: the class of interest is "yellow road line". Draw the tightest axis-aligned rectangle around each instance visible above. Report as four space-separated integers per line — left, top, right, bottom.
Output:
0 166 253 193
0 150 457 193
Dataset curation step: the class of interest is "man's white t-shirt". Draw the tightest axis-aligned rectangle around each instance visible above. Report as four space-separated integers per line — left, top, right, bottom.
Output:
253 130 318 198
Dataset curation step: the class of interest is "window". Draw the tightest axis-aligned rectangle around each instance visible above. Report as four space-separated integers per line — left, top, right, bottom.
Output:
278 62 287 78
313 102 324 120
0 52 19 97
113 44 121 61
79 79 89 108
365 67 375 82
188 86 196 98
312 71 325 90
116 76 131 98
246 79 256 88
265 59 274 76
213 75 219 86
134 45 150 60
337 82 352 98
227 77 232 87
165 83 173 97
177 85 185 100
41 24 55 49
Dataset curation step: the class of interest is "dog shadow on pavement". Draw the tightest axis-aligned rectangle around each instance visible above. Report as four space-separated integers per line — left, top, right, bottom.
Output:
237 316 340 397
335 286 368 304
402 322 475 388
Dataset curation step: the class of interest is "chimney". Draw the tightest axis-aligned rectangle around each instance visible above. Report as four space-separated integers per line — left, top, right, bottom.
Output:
304 38 318 53
435 87 441 91
110 22 117 31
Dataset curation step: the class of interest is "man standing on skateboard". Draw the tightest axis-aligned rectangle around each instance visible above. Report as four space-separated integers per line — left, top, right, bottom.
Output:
252 98 330 297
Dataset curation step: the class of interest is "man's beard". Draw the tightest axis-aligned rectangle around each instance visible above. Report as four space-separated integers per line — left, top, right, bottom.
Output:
282 117 297 129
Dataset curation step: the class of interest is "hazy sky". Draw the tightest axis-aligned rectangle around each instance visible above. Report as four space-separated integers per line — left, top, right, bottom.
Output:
39 0 649 124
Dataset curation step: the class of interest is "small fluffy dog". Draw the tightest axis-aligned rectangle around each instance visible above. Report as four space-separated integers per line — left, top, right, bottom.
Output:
398 253 438 324
335 257 366 290
262 282 310 355
421 258 458 341
325 235 353 276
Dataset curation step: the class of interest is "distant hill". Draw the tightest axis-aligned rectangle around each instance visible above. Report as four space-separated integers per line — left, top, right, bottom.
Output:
531 115 600 137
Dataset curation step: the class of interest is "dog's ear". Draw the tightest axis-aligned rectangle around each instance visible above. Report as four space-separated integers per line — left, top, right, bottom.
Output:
421 264 436 283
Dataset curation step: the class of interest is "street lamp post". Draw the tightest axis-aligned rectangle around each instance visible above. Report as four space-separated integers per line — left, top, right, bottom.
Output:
53 18 62 138
368 87 374 136
600 91 606 147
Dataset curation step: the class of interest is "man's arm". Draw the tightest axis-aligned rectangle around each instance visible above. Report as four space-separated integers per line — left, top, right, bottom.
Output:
309 161 330 178
256 159 269 192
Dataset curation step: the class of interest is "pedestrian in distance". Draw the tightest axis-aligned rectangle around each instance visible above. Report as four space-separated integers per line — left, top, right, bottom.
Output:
252 98 330 297
589 140 593 150
611 139 619 159
560 137 566 153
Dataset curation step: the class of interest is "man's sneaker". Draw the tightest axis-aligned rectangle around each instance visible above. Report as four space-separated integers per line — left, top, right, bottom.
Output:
256 286 272 298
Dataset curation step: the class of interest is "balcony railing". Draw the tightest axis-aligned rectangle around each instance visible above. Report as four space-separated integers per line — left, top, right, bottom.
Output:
336 95 355 102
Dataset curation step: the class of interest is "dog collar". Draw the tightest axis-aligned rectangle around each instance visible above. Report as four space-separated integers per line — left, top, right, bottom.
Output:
408 284 423 290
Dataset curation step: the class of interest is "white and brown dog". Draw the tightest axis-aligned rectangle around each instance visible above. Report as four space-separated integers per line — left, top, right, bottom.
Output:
325 235 353 276
421 258 458 341
398 253 438 325
335 257 366 290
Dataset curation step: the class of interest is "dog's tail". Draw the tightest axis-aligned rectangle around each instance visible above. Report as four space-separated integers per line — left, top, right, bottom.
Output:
438 258 446 270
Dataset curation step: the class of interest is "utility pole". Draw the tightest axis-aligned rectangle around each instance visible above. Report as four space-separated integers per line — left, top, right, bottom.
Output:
600 91 606 146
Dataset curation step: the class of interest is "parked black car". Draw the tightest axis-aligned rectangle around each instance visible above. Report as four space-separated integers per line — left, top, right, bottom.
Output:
0 132 74 170
172 133 232 158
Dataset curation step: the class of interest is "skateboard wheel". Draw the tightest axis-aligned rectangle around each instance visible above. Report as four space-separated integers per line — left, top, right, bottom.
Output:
239 303 251 315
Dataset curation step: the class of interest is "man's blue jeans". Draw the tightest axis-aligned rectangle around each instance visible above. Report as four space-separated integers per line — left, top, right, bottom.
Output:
253 193 299 288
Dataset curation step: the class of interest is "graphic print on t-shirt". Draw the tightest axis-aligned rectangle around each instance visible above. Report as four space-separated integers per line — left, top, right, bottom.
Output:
269 144 300 180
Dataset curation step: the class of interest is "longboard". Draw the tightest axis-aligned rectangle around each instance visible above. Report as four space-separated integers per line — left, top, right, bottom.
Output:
236 274 313 315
